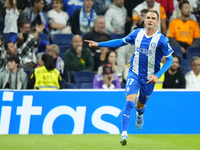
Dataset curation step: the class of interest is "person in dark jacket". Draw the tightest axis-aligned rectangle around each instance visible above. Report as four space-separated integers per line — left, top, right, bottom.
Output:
64 35 94 71
163 53 186 88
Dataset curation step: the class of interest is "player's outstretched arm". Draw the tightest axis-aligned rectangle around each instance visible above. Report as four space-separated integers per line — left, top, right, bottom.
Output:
85 39 126 48
84 40 99 48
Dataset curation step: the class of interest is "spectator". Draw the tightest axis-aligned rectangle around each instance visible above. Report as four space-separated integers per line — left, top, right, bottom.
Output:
97 50 121 77
117 44 134 82
93 36 109 73
93 63 121 89
170 0 197 22
4 24 45 72
83 16 110 54
20 0 50 33
163 53 186 88
185 56 200 90
63 0 83 18
36 52 45 67
27 53 62 90
3 0 19 34
104 0 127 34
167 1 200 57
156 0 174 18
64 35 94 71
0 37 7 70
47 0 71 38
93 0 111 15
43 0 53 12
132 0 167 35
134 9 148 29
124 0 144 35
46 44 64 74
10 20 31 43
71 0 97 35
0 55 27 89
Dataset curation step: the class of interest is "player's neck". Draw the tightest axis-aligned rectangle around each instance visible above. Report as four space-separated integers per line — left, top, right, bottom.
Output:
145 28 157 36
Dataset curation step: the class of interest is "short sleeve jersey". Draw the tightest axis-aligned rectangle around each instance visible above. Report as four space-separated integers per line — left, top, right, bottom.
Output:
123 28 173 79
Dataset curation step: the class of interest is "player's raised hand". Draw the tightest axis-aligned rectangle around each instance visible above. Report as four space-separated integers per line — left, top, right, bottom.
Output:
146 75 158 84
84 40 98 48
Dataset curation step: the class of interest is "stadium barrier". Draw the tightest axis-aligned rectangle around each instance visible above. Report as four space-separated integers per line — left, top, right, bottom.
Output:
0 90 199 134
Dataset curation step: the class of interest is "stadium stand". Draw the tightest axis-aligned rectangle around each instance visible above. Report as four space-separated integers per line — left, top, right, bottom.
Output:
172 46 183 60
81 83 93 89
180 59 191 74
74 71 95 88
186 47 200 60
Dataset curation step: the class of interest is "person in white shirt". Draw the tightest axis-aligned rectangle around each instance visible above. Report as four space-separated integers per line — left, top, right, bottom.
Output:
104 0 127 34
185 56 200 90
170 0 197 22
3 0 19 33
47 0 71 36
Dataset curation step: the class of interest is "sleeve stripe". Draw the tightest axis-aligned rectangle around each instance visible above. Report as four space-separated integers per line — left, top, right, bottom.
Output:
164 51 174 58
123 38 131 45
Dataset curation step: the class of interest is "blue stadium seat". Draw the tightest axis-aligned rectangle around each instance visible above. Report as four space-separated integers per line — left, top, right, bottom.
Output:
59 45 69 60
180 59 191 74
121 83 125 88
2 33 17 43
0 19 4 34
39 33 49 41
53 34 73 58
61 78 75 89
53 34 73 46
74 71 95 88
81 83 93 89
109 34 124 40
66 83 75 89
186 47 200 60
172 47 183 60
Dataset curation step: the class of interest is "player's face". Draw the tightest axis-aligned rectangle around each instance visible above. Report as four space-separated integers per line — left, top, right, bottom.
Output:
180 3 190 17
170 57 179 72
144 12 159 30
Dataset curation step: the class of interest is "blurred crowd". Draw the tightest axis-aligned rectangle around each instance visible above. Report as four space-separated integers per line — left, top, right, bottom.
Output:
0 0 200 90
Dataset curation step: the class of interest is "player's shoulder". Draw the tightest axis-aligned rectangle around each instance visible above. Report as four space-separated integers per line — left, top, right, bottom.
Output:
156 31 168 40
127 28 144 37
133 28 145 34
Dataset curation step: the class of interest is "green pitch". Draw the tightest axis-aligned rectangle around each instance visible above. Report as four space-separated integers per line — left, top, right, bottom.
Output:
0 134 199 150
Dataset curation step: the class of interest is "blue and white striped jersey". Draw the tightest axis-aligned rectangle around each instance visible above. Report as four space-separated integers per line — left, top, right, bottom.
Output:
123 28 173 79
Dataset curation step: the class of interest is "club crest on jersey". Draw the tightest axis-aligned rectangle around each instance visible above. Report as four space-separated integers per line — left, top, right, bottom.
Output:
151 42 156 48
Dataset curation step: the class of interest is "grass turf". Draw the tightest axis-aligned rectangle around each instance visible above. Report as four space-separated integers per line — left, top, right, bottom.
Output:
0 134 199 150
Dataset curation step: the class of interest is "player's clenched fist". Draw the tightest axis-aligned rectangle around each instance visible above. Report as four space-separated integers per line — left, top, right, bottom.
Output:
84 40 98 48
